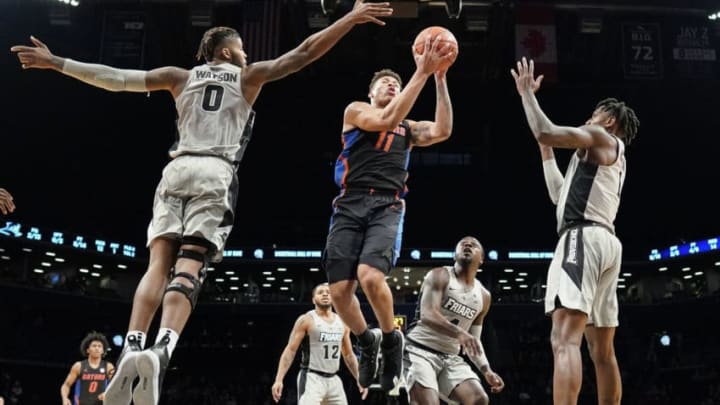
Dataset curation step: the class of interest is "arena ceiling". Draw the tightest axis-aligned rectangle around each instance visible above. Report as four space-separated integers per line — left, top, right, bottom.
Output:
7 0 720 12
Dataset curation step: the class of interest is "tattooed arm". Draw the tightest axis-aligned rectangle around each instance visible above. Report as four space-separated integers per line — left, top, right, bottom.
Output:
408 70 453 147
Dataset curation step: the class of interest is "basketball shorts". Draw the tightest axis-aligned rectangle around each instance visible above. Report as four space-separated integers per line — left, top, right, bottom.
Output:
323 191 405 283
297 369 347 405
544 224 623 327
147 155 238 262
403 342 480 402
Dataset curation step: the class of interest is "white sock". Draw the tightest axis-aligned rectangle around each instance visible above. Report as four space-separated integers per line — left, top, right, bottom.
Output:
126 330 146 349
156 328 179 357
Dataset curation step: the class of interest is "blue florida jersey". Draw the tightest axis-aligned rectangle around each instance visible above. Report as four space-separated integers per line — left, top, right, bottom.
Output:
74 359 109 405
334 121 413 195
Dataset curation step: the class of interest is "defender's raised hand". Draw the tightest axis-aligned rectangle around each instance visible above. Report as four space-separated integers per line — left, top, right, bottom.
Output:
346 0 393 26
10 36 60 70
511 57 544 95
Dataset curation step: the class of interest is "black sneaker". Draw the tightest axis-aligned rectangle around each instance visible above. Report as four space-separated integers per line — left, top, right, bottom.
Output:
358 328 382 388
380 330 404 392
103 335 142 405
132 336 170 405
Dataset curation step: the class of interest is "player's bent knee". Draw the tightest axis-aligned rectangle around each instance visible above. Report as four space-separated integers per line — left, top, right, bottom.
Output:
164 239 212 309
165 271 203 309
590 349 617 366
456 392 489 405
475 390 489 405
329 281 353 301
357 266 387 290
359 255 392 276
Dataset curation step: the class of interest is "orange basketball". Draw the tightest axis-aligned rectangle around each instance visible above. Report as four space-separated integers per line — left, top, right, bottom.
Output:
412 26 459 71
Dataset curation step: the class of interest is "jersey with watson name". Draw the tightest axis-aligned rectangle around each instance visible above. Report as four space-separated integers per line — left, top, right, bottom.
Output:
407 266 485 355
300 310 345 374
556 139 626 234
334 121 412 194
74 359 109 405
172 63 254 165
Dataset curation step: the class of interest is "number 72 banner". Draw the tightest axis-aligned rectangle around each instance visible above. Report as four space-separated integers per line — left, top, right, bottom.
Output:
622 23 663 79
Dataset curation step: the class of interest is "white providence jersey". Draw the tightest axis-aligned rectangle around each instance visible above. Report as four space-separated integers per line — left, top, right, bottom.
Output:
556 139 626 234
407 267 485 355
172 63 254 164
301 310 345 374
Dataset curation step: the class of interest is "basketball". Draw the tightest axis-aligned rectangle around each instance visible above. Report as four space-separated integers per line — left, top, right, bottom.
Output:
412 26 458 71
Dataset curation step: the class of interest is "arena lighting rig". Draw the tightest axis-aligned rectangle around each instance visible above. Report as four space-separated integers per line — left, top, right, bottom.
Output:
648 236 719 261
0 220 561 264
4 219 720 266
0 221 136 258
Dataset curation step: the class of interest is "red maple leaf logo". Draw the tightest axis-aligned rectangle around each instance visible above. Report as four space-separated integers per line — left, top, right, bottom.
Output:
521 29 547 58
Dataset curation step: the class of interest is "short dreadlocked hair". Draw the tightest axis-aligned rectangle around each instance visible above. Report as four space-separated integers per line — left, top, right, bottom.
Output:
369 69 403 92
196 26 240 62
80 331 109 357
595 98 640 145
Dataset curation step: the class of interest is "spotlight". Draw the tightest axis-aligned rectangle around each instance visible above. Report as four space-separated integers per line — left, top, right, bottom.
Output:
659 333 671 347
112 334 123 347
445 0 462 19
410 249 421 260
45 272 66 287
49 272 63 285
253 249 264 259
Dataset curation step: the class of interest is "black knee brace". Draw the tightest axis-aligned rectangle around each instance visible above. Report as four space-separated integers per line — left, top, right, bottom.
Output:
165 246 209 309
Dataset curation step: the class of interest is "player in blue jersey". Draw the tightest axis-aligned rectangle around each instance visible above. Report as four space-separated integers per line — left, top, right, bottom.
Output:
61 332 115 405
323 37 456 393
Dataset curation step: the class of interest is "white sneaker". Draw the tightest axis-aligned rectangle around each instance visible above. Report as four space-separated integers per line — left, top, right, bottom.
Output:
103 337 142 405
132 339 170 405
